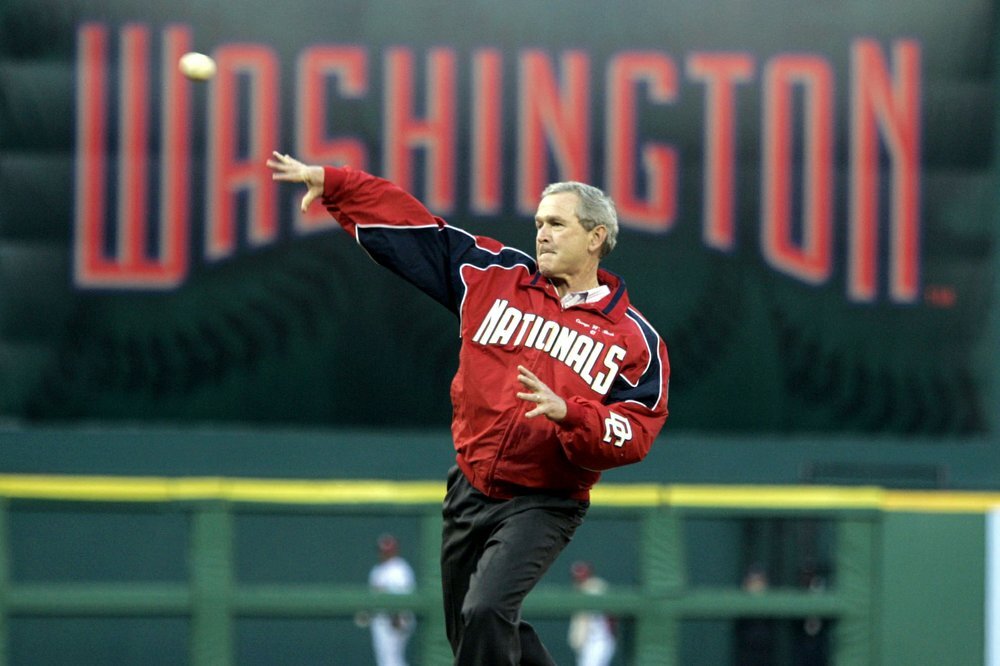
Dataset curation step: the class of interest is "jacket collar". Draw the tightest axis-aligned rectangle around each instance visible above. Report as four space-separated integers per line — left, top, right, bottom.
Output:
523 268 630 322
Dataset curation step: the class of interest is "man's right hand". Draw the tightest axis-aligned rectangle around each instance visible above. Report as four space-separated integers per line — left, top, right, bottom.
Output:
266 151 325 212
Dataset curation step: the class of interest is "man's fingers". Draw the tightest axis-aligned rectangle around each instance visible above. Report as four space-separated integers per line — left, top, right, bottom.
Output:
267 151 301 174
517 365 542 389
267 152 289 168
515 365 567 422
301 189 319 212
267 151 325 213
518 389 550 419
520 395 544 419
266 158 297 177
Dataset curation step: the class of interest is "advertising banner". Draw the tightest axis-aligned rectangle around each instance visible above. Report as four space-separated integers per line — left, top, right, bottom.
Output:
0 0 996 434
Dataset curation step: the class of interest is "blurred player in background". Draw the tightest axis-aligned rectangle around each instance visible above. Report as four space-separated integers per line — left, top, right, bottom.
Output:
568 561 617 666
267 153 669 665
734 563 776 666
366 534 416 666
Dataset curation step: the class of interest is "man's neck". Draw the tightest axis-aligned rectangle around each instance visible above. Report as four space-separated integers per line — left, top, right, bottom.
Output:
551 274 600 299
549 270 601 298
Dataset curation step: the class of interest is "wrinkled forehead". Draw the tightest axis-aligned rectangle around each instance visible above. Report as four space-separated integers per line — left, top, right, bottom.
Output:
534 191 579 222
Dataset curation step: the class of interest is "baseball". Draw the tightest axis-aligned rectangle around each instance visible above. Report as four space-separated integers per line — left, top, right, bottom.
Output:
178 51 216 81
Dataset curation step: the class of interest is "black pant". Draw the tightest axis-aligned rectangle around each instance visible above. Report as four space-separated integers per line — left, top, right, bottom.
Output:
441 465 589 665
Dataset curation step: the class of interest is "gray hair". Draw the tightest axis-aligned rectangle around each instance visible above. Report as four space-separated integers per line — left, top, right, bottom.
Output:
541 181 619 257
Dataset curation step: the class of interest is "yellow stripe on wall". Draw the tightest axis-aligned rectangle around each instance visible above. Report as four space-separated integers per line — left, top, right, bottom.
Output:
0 475 998 513
662 484 885 510
0 475 445 505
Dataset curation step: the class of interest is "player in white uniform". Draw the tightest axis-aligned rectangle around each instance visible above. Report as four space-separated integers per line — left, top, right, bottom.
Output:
567 561 617 666
367 534 416 666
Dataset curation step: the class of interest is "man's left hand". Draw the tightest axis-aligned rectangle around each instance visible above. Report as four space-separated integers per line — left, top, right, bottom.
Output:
516 365 567 421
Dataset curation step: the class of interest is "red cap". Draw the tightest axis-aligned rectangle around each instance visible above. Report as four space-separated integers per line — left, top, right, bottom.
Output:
571 560 593 581
377 533 399 555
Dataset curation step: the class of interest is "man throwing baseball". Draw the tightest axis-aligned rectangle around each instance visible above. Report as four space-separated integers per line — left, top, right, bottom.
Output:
267 152 670 665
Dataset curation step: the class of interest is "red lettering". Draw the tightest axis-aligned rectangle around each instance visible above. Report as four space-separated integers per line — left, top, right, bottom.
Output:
687 53 755 250
69 31 925 303
296 46 368 230
517 51 590 213
119 25 150 273
471 49 503 214
606 52 677 231
762 55 834 284
849 39 922 302
157 25 193 284
207 45 280 260
384 47 457 211
75 24 110 286
74 24 190 288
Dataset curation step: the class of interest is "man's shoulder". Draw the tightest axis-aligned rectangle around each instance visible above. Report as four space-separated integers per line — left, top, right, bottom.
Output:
457 240 536 278
621 304 665 341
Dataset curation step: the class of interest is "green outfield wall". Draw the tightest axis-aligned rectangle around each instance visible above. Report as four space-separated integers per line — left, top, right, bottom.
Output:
0 470 995 665
0 426 998 665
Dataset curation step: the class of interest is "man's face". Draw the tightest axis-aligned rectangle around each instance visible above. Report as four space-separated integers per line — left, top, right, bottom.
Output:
534 192 600 280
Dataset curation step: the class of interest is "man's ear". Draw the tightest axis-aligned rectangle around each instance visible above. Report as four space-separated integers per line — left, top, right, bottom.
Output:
589 225 608 254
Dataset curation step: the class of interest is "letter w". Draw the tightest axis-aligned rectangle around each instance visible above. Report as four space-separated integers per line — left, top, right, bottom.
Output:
75 23 191 288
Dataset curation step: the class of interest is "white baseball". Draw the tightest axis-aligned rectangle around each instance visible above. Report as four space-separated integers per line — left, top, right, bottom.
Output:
179 52 217 81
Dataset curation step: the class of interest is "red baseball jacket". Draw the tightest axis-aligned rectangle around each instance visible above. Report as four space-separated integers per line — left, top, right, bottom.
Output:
321 166 670 500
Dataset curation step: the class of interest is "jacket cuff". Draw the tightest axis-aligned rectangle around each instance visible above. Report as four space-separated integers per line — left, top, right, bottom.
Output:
559 397 587 428
323 166 348 200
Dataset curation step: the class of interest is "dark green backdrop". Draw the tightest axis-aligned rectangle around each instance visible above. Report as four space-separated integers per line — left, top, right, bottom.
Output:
0 0 997 436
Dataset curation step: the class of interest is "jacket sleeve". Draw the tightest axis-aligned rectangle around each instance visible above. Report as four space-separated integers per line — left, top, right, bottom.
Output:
555 320 670 472
320 165 494 314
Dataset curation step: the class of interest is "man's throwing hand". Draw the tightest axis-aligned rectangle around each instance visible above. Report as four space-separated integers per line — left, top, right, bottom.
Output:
266 151 326 212
516 365 567 422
